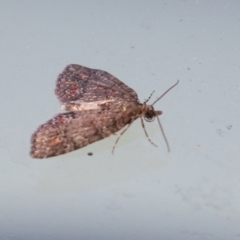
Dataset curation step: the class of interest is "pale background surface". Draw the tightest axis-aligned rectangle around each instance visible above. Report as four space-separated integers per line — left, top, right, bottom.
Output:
0 1 240 240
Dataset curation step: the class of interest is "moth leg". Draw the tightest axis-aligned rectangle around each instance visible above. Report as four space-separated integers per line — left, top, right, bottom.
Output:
140 117 158 147
112 121 134 155
156 116 170 152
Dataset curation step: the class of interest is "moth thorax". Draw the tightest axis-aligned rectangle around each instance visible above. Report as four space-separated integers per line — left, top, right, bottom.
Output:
143 105 162 122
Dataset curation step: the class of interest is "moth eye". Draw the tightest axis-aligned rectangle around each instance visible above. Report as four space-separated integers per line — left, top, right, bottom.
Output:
144 110 155 122
144 116 155 122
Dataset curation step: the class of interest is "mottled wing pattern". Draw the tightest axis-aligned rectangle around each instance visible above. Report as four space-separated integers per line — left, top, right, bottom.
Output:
31 101 141 158
55 64 139 104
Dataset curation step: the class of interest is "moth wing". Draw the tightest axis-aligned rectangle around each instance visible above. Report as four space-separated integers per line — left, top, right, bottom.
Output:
55 64 139 103
30 101 134 158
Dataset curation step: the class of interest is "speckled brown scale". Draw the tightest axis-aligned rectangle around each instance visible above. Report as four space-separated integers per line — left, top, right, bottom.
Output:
30 64 178 158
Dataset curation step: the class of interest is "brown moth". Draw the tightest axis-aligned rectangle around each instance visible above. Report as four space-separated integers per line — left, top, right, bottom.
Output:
30 64 178 158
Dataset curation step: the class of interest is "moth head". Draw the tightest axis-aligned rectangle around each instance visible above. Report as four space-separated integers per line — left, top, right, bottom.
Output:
143 80 179 122
143 105 162 122
142 80 179 152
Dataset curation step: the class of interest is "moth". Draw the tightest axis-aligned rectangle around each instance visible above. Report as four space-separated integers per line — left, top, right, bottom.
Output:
30 64 178 158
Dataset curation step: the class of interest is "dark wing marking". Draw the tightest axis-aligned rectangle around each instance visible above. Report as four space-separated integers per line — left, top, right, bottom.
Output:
55 64 139 104
31 101 140 158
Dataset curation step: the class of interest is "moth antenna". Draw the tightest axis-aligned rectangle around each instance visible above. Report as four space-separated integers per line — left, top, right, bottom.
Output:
152 80 179 105
112 121 134 155
141 117 157 147
144 91 155 104
156 116 170 152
